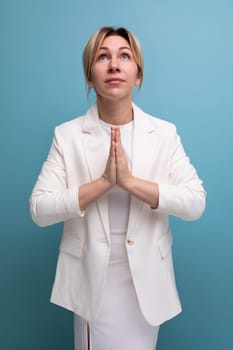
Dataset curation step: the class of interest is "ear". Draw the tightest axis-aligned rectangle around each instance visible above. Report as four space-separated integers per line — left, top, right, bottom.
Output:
135 76 141 87
135 71 142 87
87 79 94 88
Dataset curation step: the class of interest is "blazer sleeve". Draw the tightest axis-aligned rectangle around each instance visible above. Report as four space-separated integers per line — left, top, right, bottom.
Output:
155 126 206 221
29 127 84 227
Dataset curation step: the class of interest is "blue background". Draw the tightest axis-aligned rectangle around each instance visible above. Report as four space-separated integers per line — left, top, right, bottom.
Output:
1 0 233 349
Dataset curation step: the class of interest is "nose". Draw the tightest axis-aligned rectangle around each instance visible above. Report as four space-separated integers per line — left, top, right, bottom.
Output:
108 57 120 73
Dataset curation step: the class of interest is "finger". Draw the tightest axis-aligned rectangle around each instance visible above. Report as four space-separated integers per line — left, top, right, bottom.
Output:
110 128 116 154
115 130 125 157
115 128 120 143
112 127 119 143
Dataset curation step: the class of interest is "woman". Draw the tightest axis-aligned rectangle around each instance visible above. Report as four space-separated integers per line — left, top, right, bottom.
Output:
30 27 206 350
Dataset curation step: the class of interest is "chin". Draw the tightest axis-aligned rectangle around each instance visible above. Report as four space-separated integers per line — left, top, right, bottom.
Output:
98 90 132 102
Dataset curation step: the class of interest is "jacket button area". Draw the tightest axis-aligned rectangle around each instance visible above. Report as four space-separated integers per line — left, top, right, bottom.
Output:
127 240 135 246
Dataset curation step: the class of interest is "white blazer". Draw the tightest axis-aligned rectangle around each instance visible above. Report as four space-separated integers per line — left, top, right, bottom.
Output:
30 103 206 326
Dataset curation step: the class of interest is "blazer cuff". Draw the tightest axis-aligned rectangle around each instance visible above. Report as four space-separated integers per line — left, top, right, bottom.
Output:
70 187 85 218
156 183 179 214
153 183 206 221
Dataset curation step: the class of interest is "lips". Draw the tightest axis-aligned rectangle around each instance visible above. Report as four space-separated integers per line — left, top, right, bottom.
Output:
105 78 125 83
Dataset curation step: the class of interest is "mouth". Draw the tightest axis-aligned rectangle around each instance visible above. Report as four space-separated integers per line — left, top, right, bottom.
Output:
105 78 125 83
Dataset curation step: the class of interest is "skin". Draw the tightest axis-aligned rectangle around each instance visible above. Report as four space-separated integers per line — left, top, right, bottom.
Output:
79 35 159 211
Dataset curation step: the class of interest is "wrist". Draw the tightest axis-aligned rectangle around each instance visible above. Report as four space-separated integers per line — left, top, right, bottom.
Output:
101 174 114 190
118 173 134 191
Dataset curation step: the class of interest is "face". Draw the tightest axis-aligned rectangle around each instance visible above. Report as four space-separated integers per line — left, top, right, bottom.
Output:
88 35 141 102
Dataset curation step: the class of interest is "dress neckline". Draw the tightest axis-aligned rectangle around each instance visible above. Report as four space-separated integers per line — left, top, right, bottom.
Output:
99 118 134 130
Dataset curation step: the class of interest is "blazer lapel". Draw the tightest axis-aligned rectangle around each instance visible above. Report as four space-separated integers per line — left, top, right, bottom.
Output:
127 104 158 237
81 103 158 242
81 104 110 243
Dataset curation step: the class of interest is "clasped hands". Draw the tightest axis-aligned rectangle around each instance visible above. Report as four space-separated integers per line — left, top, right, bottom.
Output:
103 128 132 189
79 127 158 210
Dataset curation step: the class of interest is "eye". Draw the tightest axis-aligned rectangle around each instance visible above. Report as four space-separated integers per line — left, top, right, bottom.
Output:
120 52 130 60
97 53 109 62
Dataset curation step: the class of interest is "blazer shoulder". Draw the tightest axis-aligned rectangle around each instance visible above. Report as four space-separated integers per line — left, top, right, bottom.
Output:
54 114 86 137
144 111 177 134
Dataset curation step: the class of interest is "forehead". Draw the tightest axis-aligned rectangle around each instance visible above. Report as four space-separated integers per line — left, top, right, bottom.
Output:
99 35 131 50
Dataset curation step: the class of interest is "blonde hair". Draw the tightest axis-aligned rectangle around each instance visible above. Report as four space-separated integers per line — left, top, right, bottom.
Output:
82 27 144 90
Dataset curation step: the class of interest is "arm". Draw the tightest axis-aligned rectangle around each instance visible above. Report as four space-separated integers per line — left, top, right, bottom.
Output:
115 127 206 221
29 128 83 227
121 176 159 209
155 129 206 220
30 127 116 226
114 128 159 208
79 128 116 210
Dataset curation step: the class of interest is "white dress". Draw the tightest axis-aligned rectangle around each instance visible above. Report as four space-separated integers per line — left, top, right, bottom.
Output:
74 120 159 350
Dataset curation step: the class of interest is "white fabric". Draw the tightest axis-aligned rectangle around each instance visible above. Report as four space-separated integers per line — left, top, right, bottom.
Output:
73 235 160 350
85 121 159 350
30 103 206 326
74 315 89 350
88 235 159 350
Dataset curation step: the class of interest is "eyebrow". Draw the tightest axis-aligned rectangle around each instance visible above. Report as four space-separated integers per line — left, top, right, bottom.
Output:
99 46 132 51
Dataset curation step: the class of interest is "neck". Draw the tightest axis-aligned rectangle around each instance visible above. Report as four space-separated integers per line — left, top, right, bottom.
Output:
96 97 133 125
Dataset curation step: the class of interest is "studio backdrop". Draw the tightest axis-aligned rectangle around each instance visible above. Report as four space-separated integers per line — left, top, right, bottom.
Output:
1 0 233 349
